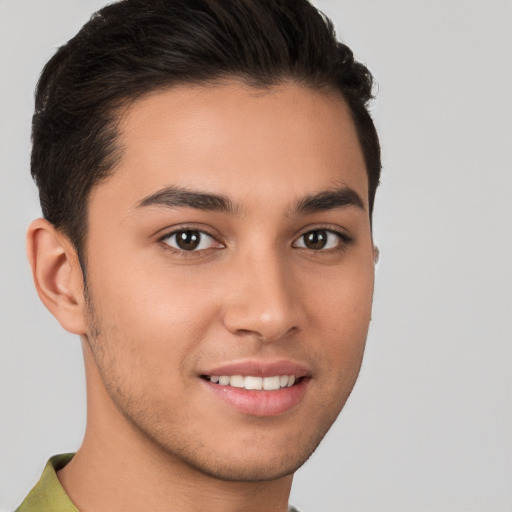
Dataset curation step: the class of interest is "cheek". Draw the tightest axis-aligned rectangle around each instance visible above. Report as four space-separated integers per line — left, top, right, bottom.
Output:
84 273 214 420
305 258 374 330
303 258 374 371
86 257 220 373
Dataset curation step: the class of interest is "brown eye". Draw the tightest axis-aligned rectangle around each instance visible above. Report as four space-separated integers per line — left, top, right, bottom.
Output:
294 229 345 251
304 230 327 249
175 230 201 250
163 230 220 252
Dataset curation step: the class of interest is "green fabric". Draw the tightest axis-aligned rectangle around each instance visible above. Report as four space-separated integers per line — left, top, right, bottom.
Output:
15 453 301 512
15 453 78 512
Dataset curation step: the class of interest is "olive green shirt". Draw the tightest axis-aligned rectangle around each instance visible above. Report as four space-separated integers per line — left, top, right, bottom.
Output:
15 454 77 512
15 454 301 511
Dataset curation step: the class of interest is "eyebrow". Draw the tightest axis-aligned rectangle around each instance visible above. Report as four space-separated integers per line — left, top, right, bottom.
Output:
137 186 238 215
291 187 365 215
136 184 364 216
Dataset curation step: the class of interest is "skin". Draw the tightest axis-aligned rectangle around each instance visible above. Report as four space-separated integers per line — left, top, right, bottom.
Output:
28 81 376 512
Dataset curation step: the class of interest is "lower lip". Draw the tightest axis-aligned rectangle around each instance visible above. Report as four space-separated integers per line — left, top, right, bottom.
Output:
203 378 309 417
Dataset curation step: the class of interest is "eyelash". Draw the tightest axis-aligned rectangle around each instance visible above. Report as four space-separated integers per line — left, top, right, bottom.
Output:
159 227 223 258
158 226 352 257
293 227 353 253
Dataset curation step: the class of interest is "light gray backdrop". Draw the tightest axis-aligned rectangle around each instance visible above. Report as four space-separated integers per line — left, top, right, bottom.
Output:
1 1 511 511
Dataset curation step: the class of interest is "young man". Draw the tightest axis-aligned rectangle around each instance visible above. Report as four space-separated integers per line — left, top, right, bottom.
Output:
18 0 381 510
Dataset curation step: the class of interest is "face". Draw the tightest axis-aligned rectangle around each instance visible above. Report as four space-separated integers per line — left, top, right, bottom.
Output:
82 81 375 481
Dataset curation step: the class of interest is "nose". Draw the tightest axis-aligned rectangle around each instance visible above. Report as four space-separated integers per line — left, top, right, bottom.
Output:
221 251 302 343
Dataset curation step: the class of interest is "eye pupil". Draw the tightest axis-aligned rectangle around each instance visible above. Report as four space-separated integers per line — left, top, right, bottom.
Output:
176 230 201 251
304 230 327 250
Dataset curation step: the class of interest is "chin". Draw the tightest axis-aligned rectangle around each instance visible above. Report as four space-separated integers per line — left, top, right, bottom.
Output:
179 450 311 483
154 422 329 483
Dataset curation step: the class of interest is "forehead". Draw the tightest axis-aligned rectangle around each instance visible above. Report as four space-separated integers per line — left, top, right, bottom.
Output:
92 81 368 214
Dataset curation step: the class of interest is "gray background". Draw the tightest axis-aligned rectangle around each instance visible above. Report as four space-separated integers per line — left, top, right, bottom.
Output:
1 1 511 510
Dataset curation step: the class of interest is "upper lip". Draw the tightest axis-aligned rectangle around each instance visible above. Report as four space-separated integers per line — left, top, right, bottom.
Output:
201 359 310 378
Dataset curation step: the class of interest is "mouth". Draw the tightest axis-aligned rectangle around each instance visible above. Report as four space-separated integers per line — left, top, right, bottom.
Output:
201 374 299 390
200 361 310 416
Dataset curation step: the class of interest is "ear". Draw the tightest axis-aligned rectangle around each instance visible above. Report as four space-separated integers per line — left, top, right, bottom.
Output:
373 245 380 264
26 218 87 335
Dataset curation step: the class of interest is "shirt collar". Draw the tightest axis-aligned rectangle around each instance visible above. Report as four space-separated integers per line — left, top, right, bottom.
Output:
16 453 78 512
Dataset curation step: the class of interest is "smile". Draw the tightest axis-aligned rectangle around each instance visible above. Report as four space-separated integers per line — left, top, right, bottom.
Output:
205 374 297 390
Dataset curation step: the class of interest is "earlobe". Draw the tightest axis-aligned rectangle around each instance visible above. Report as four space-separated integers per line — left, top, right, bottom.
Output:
26 218 87 335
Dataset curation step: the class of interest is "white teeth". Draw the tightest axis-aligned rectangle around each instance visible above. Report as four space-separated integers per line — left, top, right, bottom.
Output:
244 376 263 390
229 375 245 388
208 374 298 390
218 375 230 385
263 376 281 390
